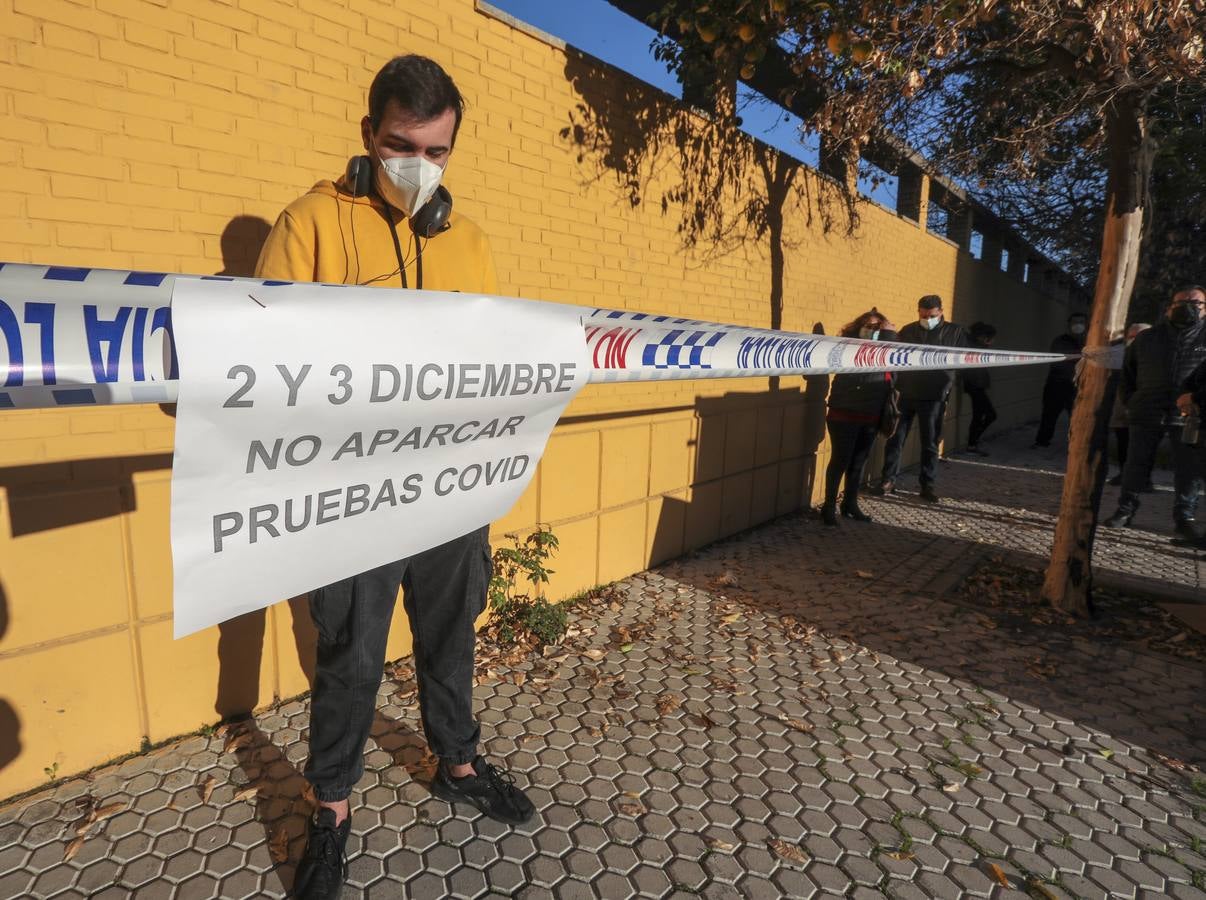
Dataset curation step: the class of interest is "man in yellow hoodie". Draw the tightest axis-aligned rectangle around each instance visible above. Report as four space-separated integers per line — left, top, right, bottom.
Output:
255 55 534 900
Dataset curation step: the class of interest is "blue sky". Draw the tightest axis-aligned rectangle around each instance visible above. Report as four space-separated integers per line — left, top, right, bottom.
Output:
489 0 900 209
488 4 817 161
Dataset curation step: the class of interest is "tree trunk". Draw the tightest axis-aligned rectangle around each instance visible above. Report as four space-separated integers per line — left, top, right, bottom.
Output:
1041 94 1153 615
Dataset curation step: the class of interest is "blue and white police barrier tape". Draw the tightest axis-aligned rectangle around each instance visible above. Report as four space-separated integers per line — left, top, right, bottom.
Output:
0 261 1070 410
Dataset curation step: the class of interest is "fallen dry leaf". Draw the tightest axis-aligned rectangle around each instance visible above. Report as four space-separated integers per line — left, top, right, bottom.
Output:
268 828 290 864
224 731 254 755
584 649 606 661
93 802 125 821
942 782 961 793
656 695 683 716
986 862 1011 887
199 775 217 804
63 835 86 862
768 839 808 867
74 801 126 837
855 570 874 580
706 837 735 852
778 715 813 733
1027 879 1059 899
232 785 259 803
1152 751 1188 771
885 850 915 861
616 802 644 817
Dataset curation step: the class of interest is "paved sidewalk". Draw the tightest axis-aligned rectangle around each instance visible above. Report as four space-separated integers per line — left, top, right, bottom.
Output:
1 427 1204 899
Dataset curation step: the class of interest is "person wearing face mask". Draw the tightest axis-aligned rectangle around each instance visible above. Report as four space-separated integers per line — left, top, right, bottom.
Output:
1107 323 1151 486
961 322 998 456
254 56 531 900
1104 286 1206 539
1174 354 1206 548
821 309 898 525
1033 313 1088 449
871 294 969 503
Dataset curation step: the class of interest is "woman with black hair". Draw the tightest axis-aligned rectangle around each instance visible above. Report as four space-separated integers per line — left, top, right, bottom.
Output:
822 309 897 526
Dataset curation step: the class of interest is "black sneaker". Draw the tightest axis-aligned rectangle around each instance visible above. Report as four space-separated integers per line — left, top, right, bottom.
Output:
1174 520 1202 541
1104 509 1133 528
919 486 939 504
293 807 350 900
432 756 536 824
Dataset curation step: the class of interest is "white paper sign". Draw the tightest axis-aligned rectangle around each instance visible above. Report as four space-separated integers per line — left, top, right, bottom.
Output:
169 278 590 637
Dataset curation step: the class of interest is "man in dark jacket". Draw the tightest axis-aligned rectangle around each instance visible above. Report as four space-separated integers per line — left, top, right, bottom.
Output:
1104 285 1206 538
872 294 969 502
1175 349 1206 547
1033 313 1087 448
962 322 997 455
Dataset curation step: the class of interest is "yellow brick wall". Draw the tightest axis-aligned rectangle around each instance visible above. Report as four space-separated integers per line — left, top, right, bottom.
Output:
0 0 1071 799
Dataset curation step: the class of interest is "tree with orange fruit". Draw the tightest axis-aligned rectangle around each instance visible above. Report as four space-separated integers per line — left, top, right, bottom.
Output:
636 0 1206 615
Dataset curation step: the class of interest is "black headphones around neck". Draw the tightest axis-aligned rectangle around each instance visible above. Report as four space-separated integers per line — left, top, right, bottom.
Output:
345 155 453 239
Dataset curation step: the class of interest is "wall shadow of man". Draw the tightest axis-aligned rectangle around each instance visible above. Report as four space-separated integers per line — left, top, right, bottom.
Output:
215 216 273 278
159 215 273 423
0 581 21 774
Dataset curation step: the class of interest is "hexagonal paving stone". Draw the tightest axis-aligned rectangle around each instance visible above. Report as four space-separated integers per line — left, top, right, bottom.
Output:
3 486 1204 899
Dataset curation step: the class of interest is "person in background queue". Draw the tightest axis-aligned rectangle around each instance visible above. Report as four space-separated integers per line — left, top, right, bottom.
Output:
1175 351 1206 548
1033 312 1087 449
1107 323 1151 487
962 322 997 456
821 309 897 526
254 55 534 900
871 295 969 503
1104 286 1206 539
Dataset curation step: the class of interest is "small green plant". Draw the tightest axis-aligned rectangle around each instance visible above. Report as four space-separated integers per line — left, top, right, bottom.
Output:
487 527 566 647
43 761 58 782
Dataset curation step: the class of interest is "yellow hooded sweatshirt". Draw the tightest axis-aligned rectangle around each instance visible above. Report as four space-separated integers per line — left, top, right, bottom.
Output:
254 177 498 294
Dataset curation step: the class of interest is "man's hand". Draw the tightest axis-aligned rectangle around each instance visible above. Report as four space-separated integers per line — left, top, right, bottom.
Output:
1176 392 1198 416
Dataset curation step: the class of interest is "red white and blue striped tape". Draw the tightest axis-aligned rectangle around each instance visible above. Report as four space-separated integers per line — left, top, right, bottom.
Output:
0 261 1070 408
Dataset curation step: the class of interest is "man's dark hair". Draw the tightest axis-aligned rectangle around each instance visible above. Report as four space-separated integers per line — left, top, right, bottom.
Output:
368 55 465 141
1173 284 1206 298
918 294 942 310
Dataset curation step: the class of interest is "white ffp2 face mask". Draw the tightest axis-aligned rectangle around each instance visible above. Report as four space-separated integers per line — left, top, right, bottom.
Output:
920 315 942 330
376 152 445 217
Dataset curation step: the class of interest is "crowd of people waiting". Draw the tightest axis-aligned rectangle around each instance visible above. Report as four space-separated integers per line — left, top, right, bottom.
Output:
820 286 1206 550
